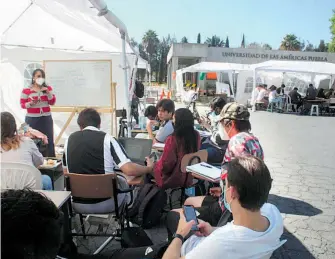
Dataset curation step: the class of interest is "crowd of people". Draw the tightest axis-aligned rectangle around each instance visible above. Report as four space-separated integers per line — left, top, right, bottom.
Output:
1 69 285 258
251 82 335 115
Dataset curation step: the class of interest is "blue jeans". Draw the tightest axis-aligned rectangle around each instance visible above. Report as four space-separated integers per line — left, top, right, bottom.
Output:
42 175 53 190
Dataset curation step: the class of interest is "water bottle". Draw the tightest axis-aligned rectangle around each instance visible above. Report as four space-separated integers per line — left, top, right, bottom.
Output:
139 116 146 130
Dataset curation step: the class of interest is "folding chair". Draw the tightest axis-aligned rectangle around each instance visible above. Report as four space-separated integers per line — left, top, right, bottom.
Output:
64 172 133 254
168 150 208 209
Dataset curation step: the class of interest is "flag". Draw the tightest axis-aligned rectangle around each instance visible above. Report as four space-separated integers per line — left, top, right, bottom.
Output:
241 34 245 48
199 73 206 80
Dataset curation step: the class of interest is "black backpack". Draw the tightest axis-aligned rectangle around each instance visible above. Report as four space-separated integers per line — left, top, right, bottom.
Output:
128 184 167 229
134 81 145 98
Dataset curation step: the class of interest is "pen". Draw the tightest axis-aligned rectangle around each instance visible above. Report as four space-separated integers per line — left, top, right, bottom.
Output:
200 163 212 168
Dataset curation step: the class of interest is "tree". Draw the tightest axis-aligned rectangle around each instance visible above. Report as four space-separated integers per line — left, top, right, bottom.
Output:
247 42 262 49
130 37 138 48
279 34 304 51
317 40 327 52
158 35 176 83
241 34 245 48
181 36 188 43
225 36 230 48
142 30 160 79
304 41 315 52
197 33 201 44
262 43 272 50
329 9 335 52
205 35 224 47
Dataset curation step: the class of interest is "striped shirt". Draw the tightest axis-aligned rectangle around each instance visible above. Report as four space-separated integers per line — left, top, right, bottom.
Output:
20 86 56 117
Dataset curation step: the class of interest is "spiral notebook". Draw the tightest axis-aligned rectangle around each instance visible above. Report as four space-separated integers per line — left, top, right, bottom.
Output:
186 162 221 181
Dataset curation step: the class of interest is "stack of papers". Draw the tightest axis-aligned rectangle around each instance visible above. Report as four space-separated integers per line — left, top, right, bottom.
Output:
186 162 221 181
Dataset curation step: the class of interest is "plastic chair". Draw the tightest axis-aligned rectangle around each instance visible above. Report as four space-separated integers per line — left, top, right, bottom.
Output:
1 162 42 190
285 95 297 112
64 172 133 254
168 150 208 209
267 102 275 112
310 105 319 116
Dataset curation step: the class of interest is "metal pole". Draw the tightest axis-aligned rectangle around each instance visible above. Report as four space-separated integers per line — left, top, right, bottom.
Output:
120 31 132 137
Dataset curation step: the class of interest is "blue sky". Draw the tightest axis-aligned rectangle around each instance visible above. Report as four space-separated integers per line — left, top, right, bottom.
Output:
107 0 334 49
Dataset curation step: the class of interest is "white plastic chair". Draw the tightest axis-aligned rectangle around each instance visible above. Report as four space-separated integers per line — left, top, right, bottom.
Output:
285 95 297 112
310 105 319 116
1 162 42 190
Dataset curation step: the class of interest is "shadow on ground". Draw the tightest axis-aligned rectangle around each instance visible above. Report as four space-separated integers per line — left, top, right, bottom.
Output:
269 194 322 216
272 228 316 259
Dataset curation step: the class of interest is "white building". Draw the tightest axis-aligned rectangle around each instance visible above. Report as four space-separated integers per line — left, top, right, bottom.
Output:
167 43 335 100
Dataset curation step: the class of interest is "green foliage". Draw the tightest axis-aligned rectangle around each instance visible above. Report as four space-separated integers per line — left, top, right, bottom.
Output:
329 9 335 52
197 33 201 44
205 35 224 47
181 36 188 43
280 34 304 51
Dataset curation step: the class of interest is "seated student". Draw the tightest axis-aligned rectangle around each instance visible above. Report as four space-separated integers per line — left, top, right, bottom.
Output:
199 97 229 163
317 88 326 99
1 111 52 190
166 103 264 234
288 87 303 112
269 85 283 110
306 84 317 100
276 84 286 95
256 84 268 106
324 88 334 99
146 108 200 189
1 189 63 259
154 99 175 144
162 156 284 259
144 105 159 140
63 108 152 213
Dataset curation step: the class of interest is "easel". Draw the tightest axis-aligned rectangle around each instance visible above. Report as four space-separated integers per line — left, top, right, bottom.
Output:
44 60 117 144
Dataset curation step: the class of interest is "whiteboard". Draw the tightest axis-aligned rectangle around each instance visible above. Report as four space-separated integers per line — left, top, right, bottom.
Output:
44 60 112 106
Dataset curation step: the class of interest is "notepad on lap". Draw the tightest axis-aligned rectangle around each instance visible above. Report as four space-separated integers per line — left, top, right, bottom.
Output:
186 162 221 181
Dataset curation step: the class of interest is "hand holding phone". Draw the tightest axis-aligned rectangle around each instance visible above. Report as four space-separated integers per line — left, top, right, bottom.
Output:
183 205 199 231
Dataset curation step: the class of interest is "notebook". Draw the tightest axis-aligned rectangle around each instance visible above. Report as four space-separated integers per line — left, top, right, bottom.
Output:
186 162 221 181
197 130 212 137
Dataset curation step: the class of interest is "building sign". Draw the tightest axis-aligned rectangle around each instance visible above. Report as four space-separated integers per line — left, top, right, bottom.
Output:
222 51 328 62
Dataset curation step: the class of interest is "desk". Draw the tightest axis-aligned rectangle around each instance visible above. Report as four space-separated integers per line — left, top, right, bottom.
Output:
39 160 64 190
37 190 71 208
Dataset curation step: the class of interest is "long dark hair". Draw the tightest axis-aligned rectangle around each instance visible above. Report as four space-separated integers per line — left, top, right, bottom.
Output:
1 112 21 151
173 108 198 154
31 69 47 87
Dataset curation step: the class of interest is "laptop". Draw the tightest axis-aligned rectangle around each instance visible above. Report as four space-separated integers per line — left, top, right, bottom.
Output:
118 138 153 166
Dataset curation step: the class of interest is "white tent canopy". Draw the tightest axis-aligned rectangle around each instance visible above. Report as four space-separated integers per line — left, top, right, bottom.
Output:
178 62 251 73
251 60 335 76
1 0 149 138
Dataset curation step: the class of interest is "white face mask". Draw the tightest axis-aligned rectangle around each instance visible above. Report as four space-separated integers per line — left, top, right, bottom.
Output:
35 77 45 86
218 123 230 140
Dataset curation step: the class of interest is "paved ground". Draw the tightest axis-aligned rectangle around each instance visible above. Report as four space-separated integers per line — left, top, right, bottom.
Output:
76 105 335 258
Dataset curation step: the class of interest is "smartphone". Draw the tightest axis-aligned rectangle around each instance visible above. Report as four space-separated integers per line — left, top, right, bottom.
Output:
183 205 199 231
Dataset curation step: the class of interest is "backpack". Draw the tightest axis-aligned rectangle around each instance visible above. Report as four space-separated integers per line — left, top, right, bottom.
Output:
128 184 167 229
121 227 153 248
134 81 145 98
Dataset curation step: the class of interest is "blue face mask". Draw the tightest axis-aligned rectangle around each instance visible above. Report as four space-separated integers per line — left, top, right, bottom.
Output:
223 186 232 213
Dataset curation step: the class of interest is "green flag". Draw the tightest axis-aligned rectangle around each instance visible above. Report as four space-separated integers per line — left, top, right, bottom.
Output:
199 72 206 80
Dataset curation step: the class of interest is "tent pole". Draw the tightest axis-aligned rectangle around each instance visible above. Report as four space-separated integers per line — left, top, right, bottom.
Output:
329 75 333 89
121 31 131 137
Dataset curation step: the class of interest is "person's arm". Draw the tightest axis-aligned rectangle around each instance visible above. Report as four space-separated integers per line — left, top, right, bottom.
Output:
153 136 178 184
109 137 152 176
45 86 56 105
162 213 194 259
146 120 154 140
20 89 34 109
27 138 44 167
155 122 173 144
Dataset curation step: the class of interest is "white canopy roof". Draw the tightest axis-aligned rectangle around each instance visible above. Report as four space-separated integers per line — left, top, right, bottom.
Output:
0 0 134 53
251 60 335 76
138 56 151 72
177 62 251 74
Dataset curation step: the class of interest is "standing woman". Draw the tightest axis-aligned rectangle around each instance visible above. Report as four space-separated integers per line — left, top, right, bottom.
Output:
20 69 56 157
